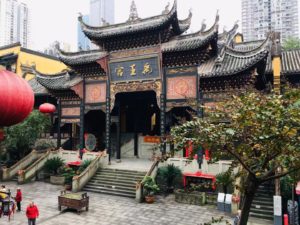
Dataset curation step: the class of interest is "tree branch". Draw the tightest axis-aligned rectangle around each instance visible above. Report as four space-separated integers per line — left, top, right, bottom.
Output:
226 148 256 177
262 166 300 182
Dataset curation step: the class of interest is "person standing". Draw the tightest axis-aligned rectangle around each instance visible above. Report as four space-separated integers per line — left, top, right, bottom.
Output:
26 201 39 225
15 187 22 211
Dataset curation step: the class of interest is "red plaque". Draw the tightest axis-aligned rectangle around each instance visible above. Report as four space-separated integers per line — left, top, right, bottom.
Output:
167 76 197 100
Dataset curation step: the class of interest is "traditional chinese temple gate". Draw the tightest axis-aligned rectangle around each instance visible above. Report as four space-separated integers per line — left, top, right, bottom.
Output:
31 0 275 165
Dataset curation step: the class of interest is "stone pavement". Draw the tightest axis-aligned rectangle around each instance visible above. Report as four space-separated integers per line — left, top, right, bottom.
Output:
1 181 234 225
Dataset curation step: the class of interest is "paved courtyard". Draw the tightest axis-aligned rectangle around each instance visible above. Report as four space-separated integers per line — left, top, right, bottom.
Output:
1 181 233 225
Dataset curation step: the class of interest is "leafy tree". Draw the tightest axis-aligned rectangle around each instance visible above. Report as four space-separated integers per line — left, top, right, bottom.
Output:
171 89 300 225
4 110 51 160
283 37 300 50
44 157 65 175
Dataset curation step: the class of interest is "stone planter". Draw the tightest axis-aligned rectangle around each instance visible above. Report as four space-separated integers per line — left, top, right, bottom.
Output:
175 190 206 206
50 175 65 185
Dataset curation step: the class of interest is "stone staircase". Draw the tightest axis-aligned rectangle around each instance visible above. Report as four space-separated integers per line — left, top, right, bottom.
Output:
250 183 274 221
83 168 146 198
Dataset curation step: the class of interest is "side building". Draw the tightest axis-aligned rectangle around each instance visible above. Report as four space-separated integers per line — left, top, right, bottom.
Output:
0 42 67 80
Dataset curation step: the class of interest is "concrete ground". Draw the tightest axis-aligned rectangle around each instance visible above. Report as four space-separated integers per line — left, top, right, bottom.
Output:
1 181 234 225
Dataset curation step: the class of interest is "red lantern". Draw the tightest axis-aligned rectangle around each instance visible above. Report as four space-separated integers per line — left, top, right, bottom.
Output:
39 103 56 114
0 70 34 127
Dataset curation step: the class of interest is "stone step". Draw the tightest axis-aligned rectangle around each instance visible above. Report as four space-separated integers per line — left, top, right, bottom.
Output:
92 176 141 184
94 173 145 180
88 179 136 188
251 203 273 211
250 207 273 216
252 200 273 207
84 168 145 198
83 186 136 198
249 212 273 221
87 182 136 191
99 169 146 176
253 196 273 202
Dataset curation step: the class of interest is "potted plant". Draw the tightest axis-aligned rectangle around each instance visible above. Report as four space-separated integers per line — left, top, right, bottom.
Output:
156 164 182 194
62 166 75 190
44 157 65 184
142 176 159 203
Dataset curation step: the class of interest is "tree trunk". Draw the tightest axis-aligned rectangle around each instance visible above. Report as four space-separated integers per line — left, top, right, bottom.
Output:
239 176 259 225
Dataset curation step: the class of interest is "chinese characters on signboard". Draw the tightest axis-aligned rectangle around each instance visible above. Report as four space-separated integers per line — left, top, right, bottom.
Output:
109 56 160 82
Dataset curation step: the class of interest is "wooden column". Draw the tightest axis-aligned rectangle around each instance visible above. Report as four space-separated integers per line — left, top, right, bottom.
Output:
134 132 138 158
79 79 86 150
57 99 61 149
160 93 166 154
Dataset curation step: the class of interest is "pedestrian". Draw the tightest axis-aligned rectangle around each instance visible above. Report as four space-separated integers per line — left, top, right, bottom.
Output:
233 209 241 225
26 201 39 225
15 187 22 211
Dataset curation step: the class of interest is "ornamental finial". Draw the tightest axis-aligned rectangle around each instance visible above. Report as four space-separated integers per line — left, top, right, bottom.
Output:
128 0 140 22
162 2 170 14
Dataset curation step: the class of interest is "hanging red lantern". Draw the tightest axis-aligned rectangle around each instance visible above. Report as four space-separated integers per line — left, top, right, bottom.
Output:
39 103 56 114
0 70 34 127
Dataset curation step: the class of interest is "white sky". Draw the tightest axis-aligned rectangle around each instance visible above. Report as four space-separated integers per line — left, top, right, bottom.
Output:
21 0 299 51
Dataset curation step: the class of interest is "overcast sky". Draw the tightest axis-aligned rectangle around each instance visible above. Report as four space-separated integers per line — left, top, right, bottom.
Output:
21 0 298 51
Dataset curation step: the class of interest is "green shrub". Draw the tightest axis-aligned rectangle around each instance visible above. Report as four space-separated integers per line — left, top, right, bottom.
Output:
78 159 92 174
44 157 65 175
62 167 76 184
35 139 55 151
156 164 182 193
216 171 234 194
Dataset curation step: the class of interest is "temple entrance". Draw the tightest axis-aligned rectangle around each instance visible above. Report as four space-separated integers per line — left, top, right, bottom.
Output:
111 91 160 160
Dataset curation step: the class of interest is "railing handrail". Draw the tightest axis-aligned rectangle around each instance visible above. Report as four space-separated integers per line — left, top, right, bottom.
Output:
8 150 37 171
72 150 107 192
145 159 159 177
24 150 52 173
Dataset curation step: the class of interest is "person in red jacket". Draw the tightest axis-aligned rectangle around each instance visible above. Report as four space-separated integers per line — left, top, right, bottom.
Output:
26 201 39 225
15 187 22 211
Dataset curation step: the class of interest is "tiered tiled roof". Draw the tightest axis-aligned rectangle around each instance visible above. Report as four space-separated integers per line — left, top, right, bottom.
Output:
56 46 107 66
198 37 270 77
28 78 49 95
161 13 219 53
79 1 188 40
35 70 82 91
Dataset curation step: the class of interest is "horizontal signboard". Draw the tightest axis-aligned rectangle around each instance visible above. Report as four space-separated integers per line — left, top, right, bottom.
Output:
109 56 160 83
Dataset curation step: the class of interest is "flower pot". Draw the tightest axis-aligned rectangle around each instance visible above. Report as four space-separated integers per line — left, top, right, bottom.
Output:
145 195 155 203
50 175 65 185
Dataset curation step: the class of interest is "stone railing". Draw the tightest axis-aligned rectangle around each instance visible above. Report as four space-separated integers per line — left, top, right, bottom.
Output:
136 159 159 202
2 150 42 181
72 151 108 192
18 150 58 184
166 157 235 175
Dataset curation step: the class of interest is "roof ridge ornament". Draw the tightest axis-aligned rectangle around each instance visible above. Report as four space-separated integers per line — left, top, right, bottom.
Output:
162 2 170 14
200 19 206 32
101 18 109 26
127 0 140 22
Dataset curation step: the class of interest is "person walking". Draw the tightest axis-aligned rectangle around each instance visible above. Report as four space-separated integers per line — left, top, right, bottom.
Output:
26 201 39 225
15 187 22 211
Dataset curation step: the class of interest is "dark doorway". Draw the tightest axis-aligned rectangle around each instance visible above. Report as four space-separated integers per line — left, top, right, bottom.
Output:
111 91 160 159
84 110 106 151
112 91 160 135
